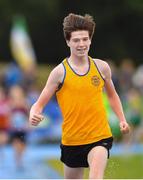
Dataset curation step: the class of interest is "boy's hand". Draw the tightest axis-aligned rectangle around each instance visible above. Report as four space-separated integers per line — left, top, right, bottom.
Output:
120 121 130 134
29 113 44 126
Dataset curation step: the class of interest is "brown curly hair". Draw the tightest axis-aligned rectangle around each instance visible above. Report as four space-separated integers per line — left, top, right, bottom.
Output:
63 13 96 41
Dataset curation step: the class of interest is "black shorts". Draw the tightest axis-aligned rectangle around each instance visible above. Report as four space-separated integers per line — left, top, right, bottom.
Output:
60 137 113 168
10 131 27 143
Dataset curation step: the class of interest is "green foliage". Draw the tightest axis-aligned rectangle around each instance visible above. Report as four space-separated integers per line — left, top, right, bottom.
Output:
125 0 143 12
0 0 143 64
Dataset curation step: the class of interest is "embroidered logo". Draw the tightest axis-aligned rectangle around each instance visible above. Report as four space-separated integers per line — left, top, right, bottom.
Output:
91 75 100 86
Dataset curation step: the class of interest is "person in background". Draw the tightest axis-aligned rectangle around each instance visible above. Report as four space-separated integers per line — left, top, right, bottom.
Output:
29 13 130 179
9 85 29 169
0 86 10 165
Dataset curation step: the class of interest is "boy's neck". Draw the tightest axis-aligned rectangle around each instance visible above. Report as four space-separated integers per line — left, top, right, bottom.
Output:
69 55 88 66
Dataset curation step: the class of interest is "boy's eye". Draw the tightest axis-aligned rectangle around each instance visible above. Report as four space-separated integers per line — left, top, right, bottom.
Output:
72 38 89 43
73 39 79 42
83 38 88 41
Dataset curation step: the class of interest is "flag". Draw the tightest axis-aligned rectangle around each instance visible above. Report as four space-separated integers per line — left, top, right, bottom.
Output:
10 15 37 71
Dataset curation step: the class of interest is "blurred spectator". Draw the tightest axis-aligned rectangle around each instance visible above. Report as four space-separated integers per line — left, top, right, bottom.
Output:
3 61 23 88
119 58 135 95
27 84 40 106
22 63 37 91
0 86 10 132
106 59 120 94
3 61 37 92
123 88 143 143
103 92 122 142
0 86 10 164
9 85 30 169
43 96 62 122
43 96 62 140
132 64 143 94
125 88 142 126
0 67 6 87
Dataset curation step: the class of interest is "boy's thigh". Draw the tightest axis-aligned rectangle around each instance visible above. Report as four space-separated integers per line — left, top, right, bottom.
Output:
64 164 84 179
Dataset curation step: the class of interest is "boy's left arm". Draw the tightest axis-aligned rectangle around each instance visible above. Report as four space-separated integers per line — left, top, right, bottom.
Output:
104 63 130 134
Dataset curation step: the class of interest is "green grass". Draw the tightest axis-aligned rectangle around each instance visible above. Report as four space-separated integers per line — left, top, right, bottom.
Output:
48 154 143 179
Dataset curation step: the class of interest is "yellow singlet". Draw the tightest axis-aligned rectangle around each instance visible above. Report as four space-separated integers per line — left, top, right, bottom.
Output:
56 56 112 145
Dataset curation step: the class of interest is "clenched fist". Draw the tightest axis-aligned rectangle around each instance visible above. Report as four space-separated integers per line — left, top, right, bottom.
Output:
120 121 130 134
29 113 44 126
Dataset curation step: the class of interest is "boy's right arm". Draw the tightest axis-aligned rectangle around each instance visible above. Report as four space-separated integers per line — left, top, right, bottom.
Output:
29 64 64 126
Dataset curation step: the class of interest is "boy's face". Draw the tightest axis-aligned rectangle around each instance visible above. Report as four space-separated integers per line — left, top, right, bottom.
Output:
66 30 91 57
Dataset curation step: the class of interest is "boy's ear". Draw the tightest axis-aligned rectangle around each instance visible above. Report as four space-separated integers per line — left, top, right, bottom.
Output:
66 40 70 47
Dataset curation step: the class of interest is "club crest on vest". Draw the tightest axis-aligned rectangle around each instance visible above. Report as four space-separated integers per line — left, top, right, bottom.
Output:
91 75 100 86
